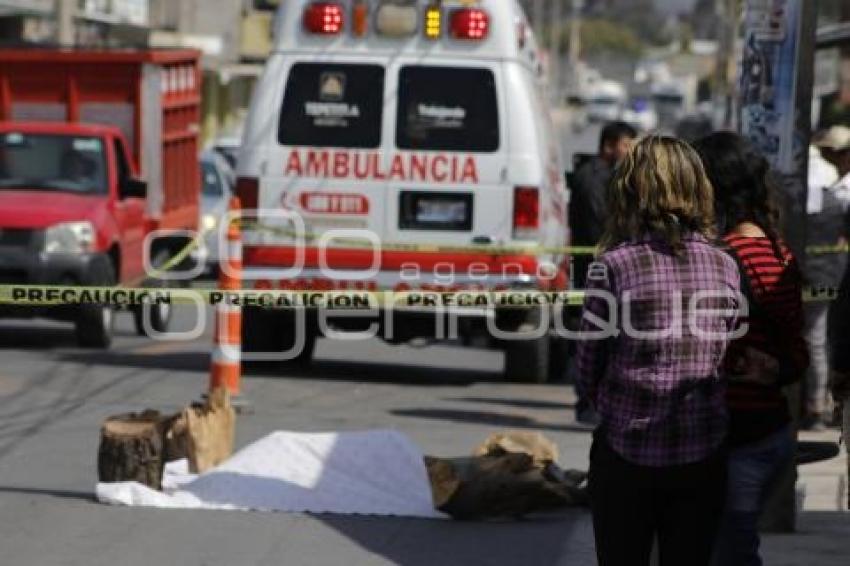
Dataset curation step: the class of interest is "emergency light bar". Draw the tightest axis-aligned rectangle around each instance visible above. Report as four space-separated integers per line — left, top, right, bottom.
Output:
303 2 345 35
302 1 489 42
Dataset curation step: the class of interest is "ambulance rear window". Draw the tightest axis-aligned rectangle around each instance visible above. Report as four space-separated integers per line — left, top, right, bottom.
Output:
396 66 499 153
278 63 384 149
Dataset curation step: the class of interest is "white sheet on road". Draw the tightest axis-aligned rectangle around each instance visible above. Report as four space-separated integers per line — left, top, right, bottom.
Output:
96 429 445 519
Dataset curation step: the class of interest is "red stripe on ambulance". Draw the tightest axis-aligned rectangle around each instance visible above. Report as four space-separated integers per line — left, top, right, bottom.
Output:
284 149 479 184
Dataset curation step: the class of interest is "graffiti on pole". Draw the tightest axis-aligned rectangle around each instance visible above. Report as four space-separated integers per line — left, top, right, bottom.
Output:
739 0 806 174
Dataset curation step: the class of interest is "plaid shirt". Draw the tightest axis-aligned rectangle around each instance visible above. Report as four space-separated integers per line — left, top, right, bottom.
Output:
576 233 740 467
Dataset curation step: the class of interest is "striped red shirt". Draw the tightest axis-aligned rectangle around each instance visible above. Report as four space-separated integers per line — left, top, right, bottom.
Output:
723 234 808 445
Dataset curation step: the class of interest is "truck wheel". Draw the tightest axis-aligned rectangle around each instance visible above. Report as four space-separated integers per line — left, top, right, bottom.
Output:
133 250 173 336
242 307 316 367
503 308 550 384
76 260 116 349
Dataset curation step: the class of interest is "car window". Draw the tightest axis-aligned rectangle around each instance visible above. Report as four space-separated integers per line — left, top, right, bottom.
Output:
396 66 499 153
0 133 108 195
201 161 223 197
278 63 384 149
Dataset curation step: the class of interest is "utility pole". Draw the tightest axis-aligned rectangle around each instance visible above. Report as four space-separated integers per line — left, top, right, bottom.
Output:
549 0 564 104
532 0 545 40
56 0 75 47
714 0 738 129
568 0 583 66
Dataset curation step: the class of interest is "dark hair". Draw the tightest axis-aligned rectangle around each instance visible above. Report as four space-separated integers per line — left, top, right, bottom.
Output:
601 135 716 254
692 132 782 245
599 121 638 152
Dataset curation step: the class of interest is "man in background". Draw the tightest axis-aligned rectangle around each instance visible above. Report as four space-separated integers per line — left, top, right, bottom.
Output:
567 121 636 425
803 133 846 430
819 126 850 507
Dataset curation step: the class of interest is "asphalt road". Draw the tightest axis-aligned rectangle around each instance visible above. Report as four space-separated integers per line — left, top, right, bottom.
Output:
0 120 847 566
0 306 600 566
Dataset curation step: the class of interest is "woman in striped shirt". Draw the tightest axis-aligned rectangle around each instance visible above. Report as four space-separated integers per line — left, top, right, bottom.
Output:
695 132 809 566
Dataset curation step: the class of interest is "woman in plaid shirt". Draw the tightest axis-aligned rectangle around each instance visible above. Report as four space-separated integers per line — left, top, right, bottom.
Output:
576 136 741 566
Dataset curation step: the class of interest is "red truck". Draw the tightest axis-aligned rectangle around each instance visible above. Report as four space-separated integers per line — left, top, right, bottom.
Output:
0 49 201 348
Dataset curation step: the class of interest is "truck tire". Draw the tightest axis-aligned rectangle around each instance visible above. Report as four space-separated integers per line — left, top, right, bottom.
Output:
76 260 116 349
242 307 316 367
133 250 173 336
503 308 550 384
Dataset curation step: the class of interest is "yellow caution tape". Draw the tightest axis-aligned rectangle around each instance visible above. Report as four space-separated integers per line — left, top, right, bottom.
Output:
244 221 849 257
242 220 598 256
805 243 850 256
149 219 846 282
0 285 587 309
0 284 842 309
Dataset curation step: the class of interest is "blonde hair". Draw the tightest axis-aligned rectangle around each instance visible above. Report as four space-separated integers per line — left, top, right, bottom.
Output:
600 135 716 254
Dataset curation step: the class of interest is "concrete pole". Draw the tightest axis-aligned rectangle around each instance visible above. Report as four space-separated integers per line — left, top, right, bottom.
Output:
56 0 75 47
549 0 563 104
568 0 582 66
532 0 545 40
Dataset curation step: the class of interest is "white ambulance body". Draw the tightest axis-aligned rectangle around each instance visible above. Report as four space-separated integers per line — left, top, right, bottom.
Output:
237 0 569 382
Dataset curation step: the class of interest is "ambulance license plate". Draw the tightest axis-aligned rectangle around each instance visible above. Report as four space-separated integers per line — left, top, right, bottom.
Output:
399 192 472 231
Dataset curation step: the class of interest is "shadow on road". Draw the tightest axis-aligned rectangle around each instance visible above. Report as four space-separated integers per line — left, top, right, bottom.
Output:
0 486 95 503
391 408 593 434
319 510 593 566
0 323 136 350
56 350 504 387
447 396 576 411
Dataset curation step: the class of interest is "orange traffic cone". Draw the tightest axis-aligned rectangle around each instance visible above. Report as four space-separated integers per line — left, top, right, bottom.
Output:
210 197 243 400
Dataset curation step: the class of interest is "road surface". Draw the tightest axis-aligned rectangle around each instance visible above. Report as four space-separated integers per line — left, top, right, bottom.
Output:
0 303 847 566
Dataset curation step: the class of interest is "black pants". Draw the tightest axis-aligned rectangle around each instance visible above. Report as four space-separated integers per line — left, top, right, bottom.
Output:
589 437 726 566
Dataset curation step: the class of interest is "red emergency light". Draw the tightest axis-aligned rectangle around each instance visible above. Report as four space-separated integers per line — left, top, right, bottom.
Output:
449 8 489 41
303 2 345 35
513 186 539 239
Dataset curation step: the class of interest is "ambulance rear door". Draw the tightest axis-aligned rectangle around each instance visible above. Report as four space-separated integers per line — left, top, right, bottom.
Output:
383 60 511 254
258 57 391 262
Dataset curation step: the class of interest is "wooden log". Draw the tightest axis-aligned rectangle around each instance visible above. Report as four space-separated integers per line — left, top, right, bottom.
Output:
97 410 167 490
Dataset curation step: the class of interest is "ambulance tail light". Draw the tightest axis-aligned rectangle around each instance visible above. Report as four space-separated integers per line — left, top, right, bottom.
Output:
303 2 344 35
513 186 539 239
450 8 489 41
235 177 259 211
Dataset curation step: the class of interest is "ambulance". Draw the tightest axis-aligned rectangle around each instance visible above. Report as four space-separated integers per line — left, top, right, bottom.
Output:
236 0 570 382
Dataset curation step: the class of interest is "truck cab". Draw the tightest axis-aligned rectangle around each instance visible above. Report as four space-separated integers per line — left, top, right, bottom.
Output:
237 0 569 382
0 49 201 348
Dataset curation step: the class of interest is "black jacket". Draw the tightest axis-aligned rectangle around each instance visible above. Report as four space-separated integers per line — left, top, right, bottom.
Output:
568 156 613 246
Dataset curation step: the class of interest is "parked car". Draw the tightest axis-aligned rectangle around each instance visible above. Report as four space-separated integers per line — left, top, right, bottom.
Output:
210 136 241 175
622 97 658 132
198 150 234 275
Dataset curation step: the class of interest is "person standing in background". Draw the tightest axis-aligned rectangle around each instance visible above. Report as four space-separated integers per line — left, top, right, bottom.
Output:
577 136 739 566
802 140 845 430
568 121 636 425
820 126 850 509
568 121 638 271
695 132 809 566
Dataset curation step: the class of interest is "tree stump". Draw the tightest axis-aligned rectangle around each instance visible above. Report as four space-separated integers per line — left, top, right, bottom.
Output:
97 410 167 490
